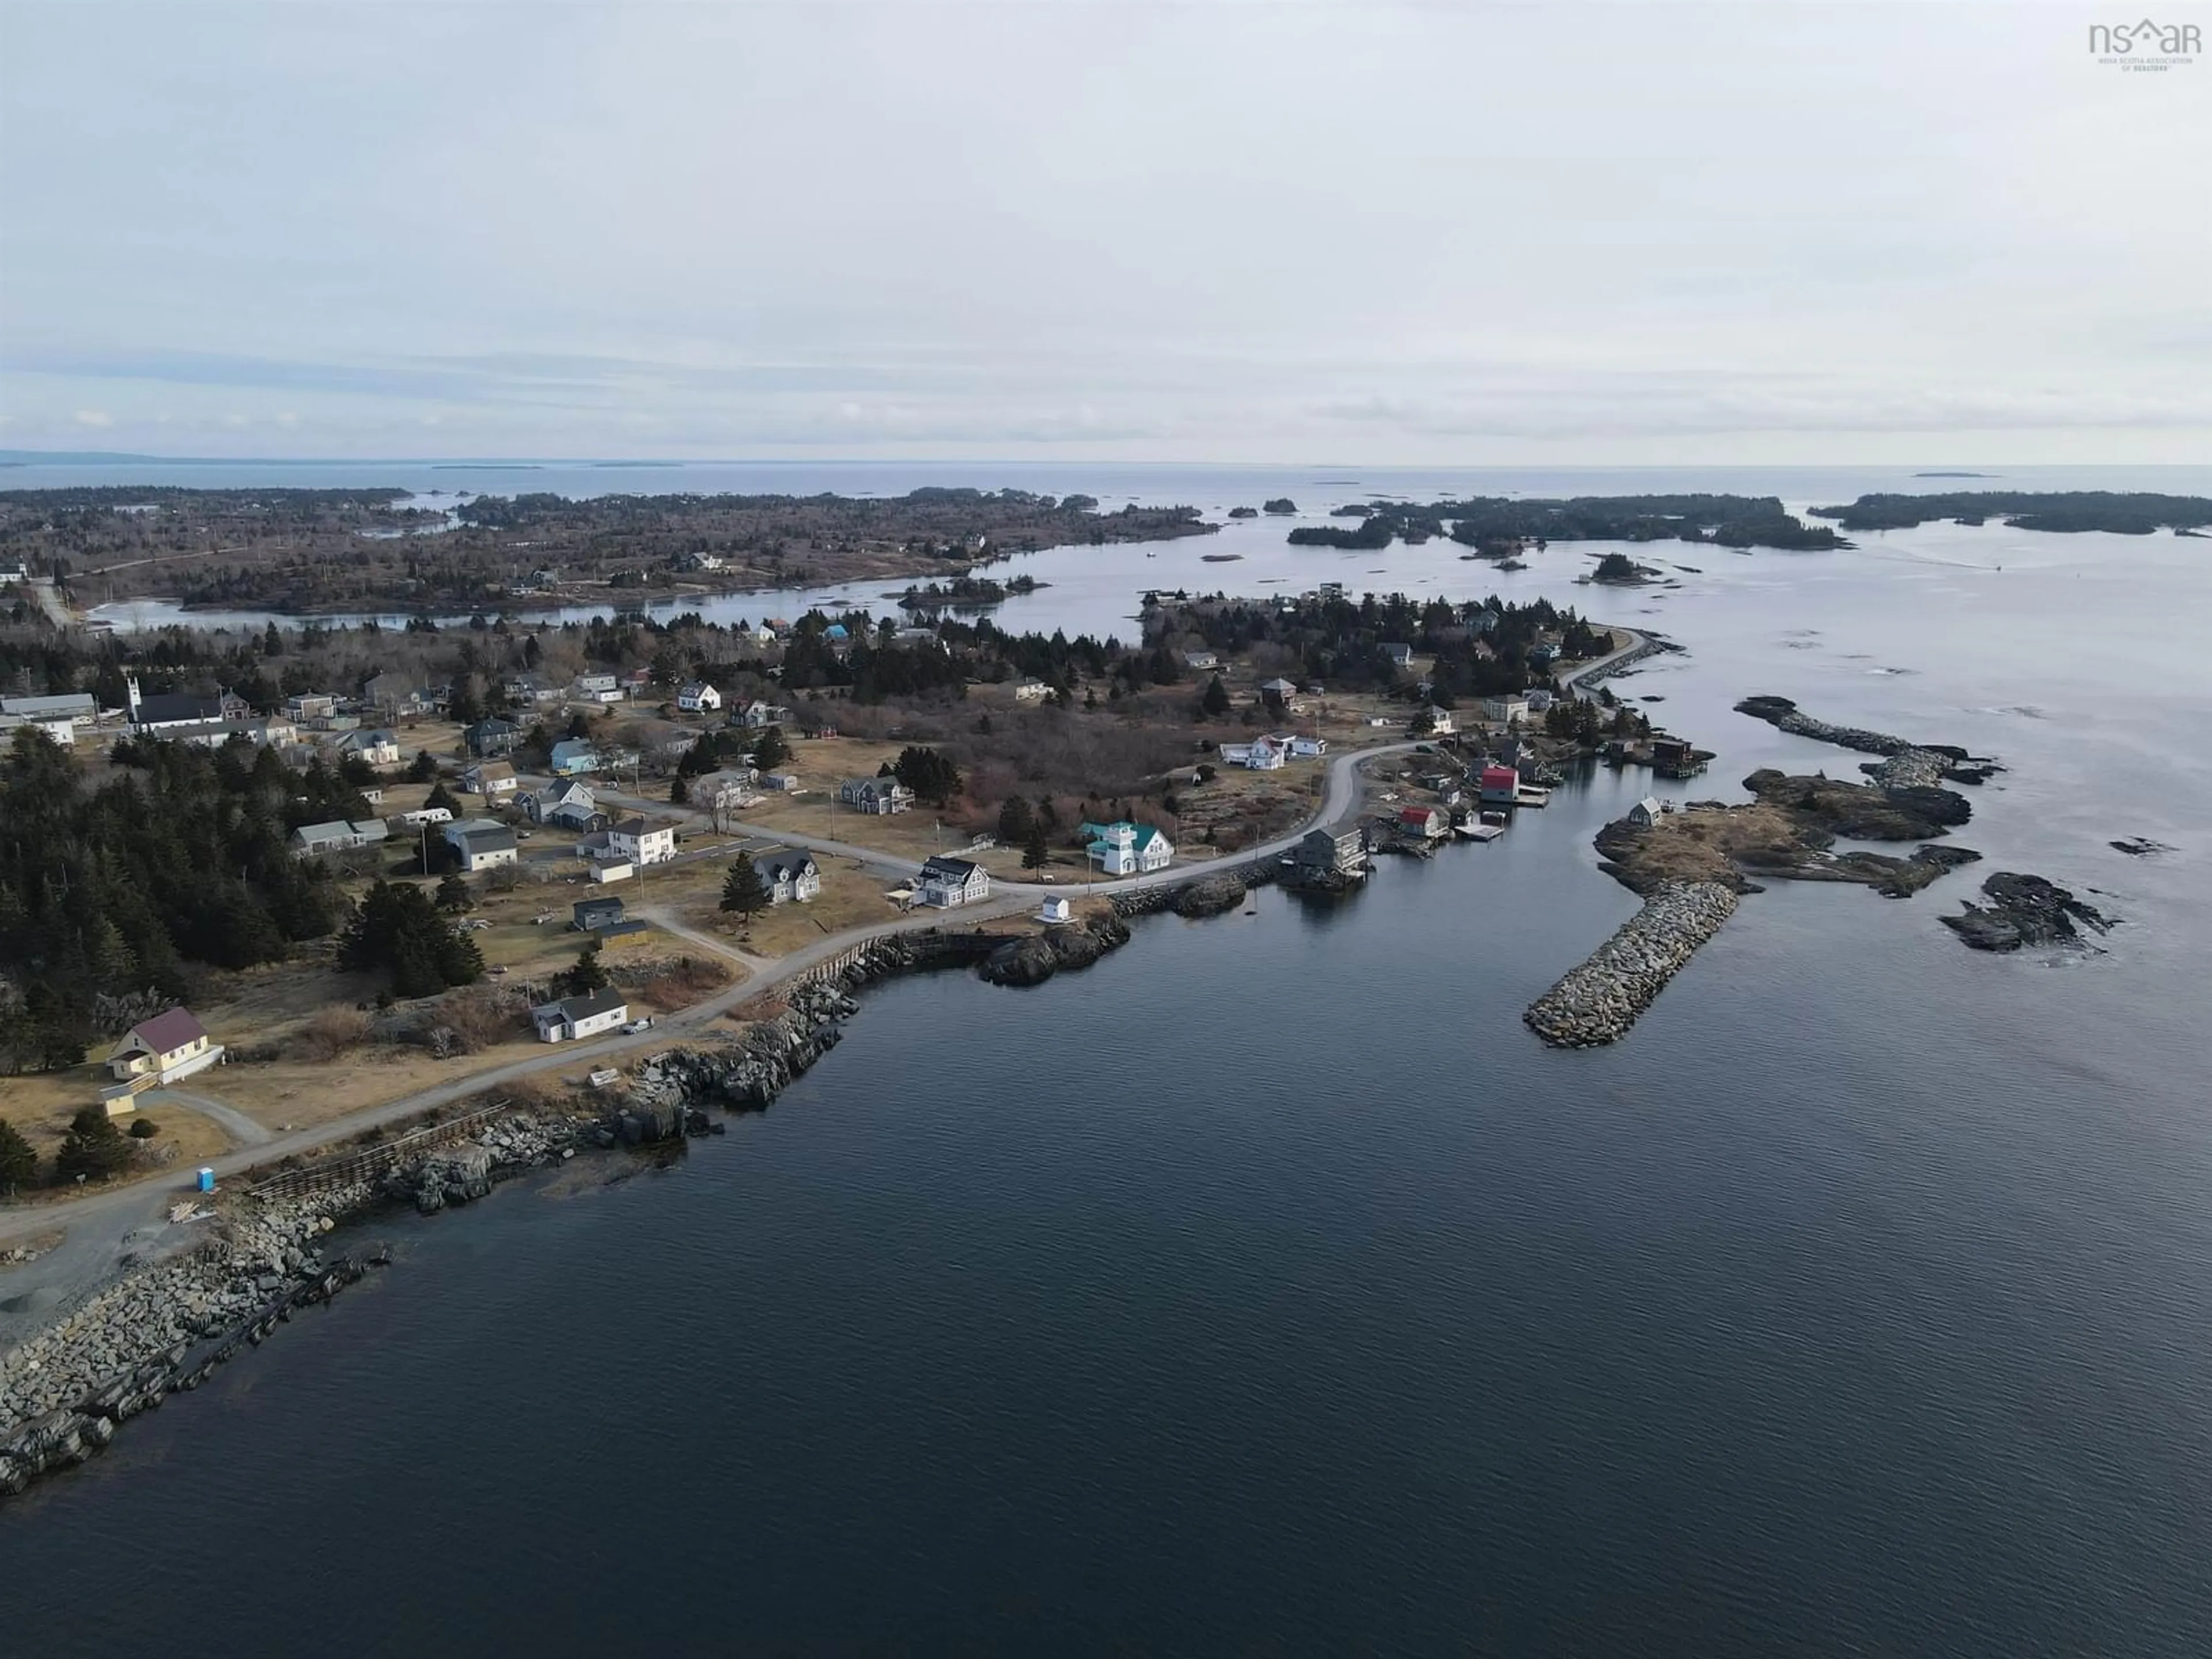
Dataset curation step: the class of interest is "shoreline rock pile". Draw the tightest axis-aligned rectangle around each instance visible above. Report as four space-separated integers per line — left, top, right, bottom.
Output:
1524 881 1740 1047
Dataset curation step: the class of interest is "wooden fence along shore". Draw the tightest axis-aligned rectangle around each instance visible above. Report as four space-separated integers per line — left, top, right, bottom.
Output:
243 1098 514 1202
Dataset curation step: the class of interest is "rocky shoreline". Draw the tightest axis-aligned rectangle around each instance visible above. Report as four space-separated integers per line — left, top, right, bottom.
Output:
0 916 1164 1505
1 1112 583 1501
1524 882 1740 1047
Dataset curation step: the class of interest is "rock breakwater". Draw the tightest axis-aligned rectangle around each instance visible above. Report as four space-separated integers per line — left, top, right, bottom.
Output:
1524 882 1740 1047
1734 695 2001 784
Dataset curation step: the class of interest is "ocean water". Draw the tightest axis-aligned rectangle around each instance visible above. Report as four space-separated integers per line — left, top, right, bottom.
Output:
3 467 2211 1654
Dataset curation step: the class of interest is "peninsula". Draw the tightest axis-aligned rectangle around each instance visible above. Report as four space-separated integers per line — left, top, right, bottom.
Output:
0 487 1216 616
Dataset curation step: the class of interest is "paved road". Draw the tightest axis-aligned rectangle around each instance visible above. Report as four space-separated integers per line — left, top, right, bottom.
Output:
140 1089 274 1147
1 625 1650 1329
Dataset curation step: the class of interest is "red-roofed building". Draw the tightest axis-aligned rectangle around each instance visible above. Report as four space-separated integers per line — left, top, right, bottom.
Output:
1479 766 1521 804
102 1006 225 1112
1397 805 1447 839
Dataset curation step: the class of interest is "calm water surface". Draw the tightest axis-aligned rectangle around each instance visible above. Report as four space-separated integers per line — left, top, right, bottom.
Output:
4 465 2211 1654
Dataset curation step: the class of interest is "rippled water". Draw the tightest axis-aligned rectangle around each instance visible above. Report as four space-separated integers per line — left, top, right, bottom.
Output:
5 466 2211 1654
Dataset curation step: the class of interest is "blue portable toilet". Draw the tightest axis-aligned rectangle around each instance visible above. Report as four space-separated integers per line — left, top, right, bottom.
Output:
197 1168 215 1194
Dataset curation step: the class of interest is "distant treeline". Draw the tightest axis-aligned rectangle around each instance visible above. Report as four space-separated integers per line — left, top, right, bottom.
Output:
1287 494 1844 553
1810 491 2212 535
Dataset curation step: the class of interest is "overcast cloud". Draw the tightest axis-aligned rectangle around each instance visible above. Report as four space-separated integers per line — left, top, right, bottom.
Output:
2 0 2206 461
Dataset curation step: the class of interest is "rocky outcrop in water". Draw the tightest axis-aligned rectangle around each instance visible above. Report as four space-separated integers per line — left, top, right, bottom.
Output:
1171 873 1248 918
1734 695 2001 784
978 914 1131 987
1524 882 1740 1047
1942 873 2116 952
2111 837 2175 858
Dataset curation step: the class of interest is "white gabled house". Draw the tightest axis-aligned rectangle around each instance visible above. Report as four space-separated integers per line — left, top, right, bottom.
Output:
918 855 990 908
291 817 391 857
1629 796 1664 828
757 849 822 905
838 775 914 815
462 759 518 799
1080 820 1173 876
444 820 520 873
531 987 629 1043
677 681 722 713
609 816 678 866
1291 735 1328 758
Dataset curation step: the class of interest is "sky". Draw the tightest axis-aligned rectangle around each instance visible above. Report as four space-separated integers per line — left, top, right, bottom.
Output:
2 0 2207 464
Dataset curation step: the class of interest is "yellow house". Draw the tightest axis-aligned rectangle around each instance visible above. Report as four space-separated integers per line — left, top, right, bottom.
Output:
102 1007 225 1111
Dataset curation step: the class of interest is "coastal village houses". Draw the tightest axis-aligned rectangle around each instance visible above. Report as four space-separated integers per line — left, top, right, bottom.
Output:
918 855 991 908
677 681 722 713
550 738 600 777
124 676 248 735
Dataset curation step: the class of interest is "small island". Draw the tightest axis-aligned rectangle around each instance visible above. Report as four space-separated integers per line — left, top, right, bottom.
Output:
1810 491 2212 535
1226 506 1258 518
1262 498 1298 515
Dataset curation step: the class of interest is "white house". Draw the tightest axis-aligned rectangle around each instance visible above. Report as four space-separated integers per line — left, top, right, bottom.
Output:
291 818 390 857
1013 681 1051 704
741 700 792 729
575 673 622 704
527 779 602 829
102 1007 224 1108
0 713 78 747
1381 643 1415 669
334 728 403 769
1427 709 1457 738
1225 736 1286 770
757 849 822 904
1629 796 1664 828
838 775 914 815
445 820 520 873
1037 895 1073 925
1291 735 1328 758
677 681 722 714
1481 696 1531 726
462 759 518 799
1082 821 1174 876
0 691 97 724
609 816 678 866
1181 650 1220 672
531 987 629 1043
126 677 248 734
918 855 991 908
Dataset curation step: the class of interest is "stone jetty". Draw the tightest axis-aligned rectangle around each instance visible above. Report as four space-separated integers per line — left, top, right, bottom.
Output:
1734 695 2001 784
1523 881 1740 1047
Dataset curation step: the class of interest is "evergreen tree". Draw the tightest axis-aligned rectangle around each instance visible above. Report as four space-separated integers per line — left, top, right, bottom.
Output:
669 774 689 804
996 794 1035 845
0 1118 36 1195
1201 675 1230 718
423 779 460 816
555 941 608 997
407 750 440 783
436 872 474 913
720 853 770 931
893 745 963 806
751 724 789 772
1022 821 1051 870
55 1107 132 1184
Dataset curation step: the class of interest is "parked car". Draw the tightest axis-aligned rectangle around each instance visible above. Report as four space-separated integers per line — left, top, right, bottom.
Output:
622 1017 654 1035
